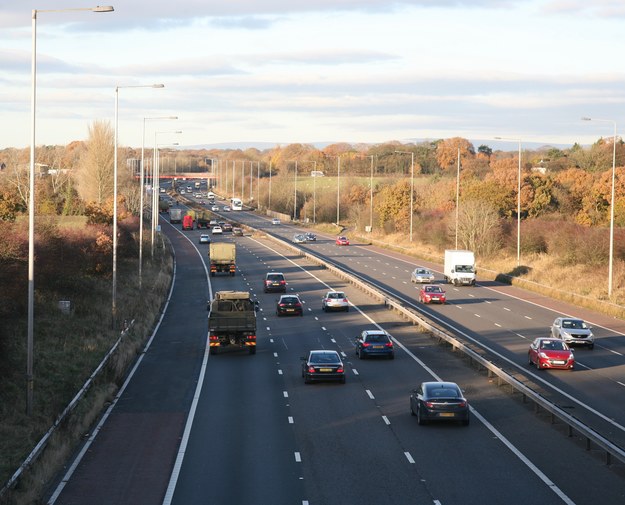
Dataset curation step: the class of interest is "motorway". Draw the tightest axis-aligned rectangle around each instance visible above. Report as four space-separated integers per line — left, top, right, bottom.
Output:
48 198 625 505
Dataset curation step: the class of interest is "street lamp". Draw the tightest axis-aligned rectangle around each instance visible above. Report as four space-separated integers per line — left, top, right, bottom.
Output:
113 83 164 329
395 150 415 241
27 5 113 416
494 137 522 267
151 129 181 257
140 116 176 287
304 161 317 223
293 160 298 221
582 117 617 297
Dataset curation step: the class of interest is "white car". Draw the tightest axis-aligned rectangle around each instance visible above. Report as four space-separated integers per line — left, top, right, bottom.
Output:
211 226 223 234
211 205 220 211
271 218 281 225
551 317 594 349
411 267 435 284
223 205 231 212
321 291 349 312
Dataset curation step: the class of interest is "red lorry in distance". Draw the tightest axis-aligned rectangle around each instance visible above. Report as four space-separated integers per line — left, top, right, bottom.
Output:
182 214 195 230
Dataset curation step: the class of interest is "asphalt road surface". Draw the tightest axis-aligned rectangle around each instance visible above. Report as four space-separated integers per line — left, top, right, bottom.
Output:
48 206 625 505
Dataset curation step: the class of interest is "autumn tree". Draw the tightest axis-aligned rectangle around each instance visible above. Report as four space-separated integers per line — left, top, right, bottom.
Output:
435 137 475 170
75 120 115 205
455 199 502 257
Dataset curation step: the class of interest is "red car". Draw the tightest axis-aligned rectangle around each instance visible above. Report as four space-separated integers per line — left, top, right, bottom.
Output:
419 284 446 304
528 338 574 370
336 236 350 246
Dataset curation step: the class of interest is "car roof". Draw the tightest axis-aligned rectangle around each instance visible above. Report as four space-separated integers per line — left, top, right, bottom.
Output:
362 329 388 336
422 381 460 389
309 349 340 357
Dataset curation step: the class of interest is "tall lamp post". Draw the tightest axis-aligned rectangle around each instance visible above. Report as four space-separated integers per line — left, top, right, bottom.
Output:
113 83 164 330
495 137 522 267
286 160 299 220
305 161 317 223
140 116 176 287
582 117 617 297
151 129 181 257
28 5 114 415
395 150 415 241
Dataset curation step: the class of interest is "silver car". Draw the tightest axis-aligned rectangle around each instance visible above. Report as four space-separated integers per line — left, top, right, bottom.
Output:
321 291 349 312
551 317 594 349
411 267 435 284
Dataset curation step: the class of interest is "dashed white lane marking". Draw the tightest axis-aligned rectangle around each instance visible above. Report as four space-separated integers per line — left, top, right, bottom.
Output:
366 390 375 400
288 416 294 424
294 452 301 462
353 369 359 376
382 416 390 425
404 452 415 464
283 391 289 398
278 369 283 375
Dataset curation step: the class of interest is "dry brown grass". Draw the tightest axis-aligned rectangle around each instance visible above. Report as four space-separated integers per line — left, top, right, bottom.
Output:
1 238 173 505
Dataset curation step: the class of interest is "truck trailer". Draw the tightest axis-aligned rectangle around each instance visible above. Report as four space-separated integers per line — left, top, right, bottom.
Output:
209 242 236 276
207 291 258 354
169 207 183 223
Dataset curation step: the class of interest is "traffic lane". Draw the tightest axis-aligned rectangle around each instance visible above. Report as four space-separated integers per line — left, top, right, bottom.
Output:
170 349 304 505
388 322 625 505
248 249 562 505
218 220 624 504
52 222 209 505
276 301 567 505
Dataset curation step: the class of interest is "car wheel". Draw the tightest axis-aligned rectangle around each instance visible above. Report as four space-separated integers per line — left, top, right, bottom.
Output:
276 311 281 317
211 347 219 355
417 406 427 425
528 354 533 366
345 306 349 312
358 349 365 360
589 344 594 350
304 376 310 384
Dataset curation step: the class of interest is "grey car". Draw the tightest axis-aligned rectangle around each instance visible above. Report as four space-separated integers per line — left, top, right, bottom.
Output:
550 317 594 349
411 267 435 284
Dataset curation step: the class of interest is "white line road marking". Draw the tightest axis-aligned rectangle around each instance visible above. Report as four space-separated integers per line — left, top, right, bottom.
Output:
283 391 289 398
278 369 283 375
382 416 390 425
504 307 511 311
353 369 359 375
294 452 301 462
404 452 415 464
366 390 375 399
288 416 294 424
495 323 502 327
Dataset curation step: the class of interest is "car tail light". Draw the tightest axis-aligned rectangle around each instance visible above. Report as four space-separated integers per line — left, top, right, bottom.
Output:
337 367 344 373
342 298 348 302
385 342 393 348
295 302 302 307
308 366 316 373
425 401 435 408
209 335 219 342
248 335 256 341
279 303 286 307
457 401 467 407
362 342 371 348
280 280 286 285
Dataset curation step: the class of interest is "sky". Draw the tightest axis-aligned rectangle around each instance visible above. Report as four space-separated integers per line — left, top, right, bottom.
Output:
2 0 625 151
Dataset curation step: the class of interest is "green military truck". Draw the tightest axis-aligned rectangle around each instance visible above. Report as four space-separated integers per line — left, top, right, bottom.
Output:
207 291 258 355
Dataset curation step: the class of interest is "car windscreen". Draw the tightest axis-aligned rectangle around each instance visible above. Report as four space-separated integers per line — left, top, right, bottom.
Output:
310 353 339 364
426 387 460 398
366 334 389 343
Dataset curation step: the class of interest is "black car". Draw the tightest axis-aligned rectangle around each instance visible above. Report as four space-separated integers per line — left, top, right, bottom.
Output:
301 350 346 384
305 232 317 242
276 295 303 317
355 330 394 359
264 272 286 293
410 381 470 426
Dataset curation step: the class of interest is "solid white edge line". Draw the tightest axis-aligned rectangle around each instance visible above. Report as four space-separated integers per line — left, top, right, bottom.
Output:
471 408 575 505
49 252 180 505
